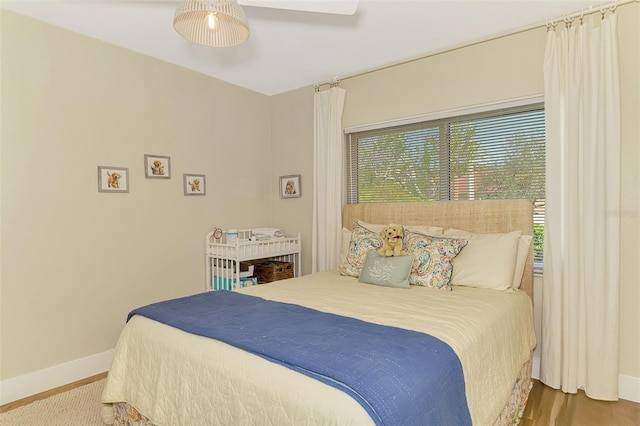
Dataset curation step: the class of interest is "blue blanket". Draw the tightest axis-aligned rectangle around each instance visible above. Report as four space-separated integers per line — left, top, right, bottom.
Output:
128 291 471 426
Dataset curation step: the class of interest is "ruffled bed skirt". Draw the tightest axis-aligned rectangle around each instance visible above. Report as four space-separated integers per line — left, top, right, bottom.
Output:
106 356 533 426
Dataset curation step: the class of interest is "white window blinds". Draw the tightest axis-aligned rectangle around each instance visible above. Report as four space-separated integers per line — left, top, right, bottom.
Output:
346 103 545 262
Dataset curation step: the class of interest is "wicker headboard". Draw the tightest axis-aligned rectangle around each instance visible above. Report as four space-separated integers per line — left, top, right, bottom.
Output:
342 200 534 300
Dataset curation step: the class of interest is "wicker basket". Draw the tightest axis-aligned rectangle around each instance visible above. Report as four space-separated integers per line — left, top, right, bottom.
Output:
253 260 294 284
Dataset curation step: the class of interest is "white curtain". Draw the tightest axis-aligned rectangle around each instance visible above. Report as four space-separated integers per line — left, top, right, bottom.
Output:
312 87 346 273
541 13 621 400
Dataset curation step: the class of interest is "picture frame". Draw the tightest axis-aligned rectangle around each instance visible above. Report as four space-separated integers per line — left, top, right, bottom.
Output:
144 154 171 179
97 166 129 193
279 174 301 199
184 173 206 196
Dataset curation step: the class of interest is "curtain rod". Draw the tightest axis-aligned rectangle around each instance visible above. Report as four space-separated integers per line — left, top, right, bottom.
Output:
314 76 340 91
547 0 628 26
336 0 635 83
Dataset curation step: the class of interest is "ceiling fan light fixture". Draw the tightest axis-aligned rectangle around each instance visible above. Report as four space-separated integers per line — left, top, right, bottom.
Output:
174 0 250 47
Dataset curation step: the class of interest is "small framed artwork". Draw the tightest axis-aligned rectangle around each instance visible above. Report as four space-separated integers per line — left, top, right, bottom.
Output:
279 174 301 199
144 154 171 179
97 166 129 193
184 173 206 196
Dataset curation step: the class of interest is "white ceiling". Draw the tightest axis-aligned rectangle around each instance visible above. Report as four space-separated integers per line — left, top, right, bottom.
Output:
2 0 597 96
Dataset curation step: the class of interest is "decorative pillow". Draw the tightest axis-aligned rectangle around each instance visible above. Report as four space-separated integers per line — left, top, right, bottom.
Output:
443 229 522 290
339 222 383 277
358 251 413 289
403 231 468 290
358 220 443 236
512 235 533 289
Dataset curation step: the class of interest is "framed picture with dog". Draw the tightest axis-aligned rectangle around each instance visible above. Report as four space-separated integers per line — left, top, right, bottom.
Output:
279 174 301 199
184 174 206 196
98 166 129 193
144 154 171 179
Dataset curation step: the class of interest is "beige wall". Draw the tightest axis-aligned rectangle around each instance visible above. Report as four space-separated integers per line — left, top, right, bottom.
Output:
273 3 640 380
269 90 315 272
341 28 546 128
1 11 274 379
617 2 640 381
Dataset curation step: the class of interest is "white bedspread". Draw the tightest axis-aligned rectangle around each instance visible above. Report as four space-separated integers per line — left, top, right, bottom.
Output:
102 271 536 425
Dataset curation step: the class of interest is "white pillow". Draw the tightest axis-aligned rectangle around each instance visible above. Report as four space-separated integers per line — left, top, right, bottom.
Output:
339 227 352 270
443 229 522 290
358 220 443 236
512 235 532 289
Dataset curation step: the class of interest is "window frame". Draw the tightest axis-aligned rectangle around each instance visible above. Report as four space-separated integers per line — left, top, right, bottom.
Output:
344 97 545 271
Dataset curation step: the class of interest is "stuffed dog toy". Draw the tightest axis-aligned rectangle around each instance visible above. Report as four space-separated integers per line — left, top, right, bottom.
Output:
378 224 407 257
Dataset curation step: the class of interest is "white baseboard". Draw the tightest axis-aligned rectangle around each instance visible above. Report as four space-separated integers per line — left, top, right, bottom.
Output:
532 356 640 403
0 350 113 406
619 374 640 403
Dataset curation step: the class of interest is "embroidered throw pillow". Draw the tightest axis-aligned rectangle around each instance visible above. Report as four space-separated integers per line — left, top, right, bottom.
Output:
339 222 383 278
404 231 468 290
359 251 414 289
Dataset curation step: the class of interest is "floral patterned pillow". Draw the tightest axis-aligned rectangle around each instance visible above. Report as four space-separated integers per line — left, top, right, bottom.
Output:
404 231 468 290
339 222 383 278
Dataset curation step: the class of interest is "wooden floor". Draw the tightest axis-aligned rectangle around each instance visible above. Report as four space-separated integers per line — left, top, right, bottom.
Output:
522 380 640 426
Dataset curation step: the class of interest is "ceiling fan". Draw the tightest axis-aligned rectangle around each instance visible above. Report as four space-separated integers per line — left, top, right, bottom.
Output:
173 0 359 47
239 1 359 16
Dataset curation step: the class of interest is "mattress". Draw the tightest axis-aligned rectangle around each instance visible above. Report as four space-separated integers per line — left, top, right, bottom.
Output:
102 270 536 425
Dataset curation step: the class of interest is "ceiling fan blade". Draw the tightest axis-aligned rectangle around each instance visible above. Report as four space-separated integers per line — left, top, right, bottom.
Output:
238 0 358 15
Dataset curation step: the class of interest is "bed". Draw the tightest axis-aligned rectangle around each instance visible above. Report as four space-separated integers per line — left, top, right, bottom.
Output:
101 200 537 425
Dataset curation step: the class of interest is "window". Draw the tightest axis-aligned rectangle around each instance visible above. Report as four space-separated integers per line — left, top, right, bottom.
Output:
346 103 545 264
